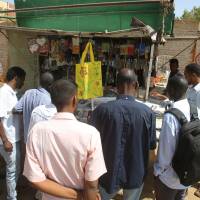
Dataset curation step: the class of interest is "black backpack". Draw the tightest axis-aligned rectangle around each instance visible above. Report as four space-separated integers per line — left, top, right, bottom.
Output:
166 103 200 186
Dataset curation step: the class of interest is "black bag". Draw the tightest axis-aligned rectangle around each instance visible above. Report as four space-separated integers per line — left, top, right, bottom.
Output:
166 103 200 186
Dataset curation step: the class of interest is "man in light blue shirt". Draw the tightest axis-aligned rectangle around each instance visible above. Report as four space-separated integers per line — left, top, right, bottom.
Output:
14 72 54 143
154 76 189 200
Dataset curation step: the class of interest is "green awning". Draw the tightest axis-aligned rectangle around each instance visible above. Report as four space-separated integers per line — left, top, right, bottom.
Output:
14 0 175 35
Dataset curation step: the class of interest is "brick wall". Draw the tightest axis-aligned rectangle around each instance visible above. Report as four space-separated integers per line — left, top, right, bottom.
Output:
158 20 200 72
158 39 200 71
173 20 200 37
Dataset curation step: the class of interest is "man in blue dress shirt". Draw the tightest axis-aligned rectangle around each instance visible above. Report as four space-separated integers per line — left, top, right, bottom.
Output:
90 68 156 200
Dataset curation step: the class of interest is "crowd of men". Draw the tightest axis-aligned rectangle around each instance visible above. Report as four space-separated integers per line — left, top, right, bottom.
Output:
0 60 199 200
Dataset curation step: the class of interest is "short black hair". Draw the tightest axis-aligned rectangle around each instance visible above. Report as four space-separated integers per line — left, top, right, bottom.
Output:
6 66 26 82
50 79 77 109
185 63 200 77
117 68 138 86
40 72 54 90
169 58 179 66
166 75 188 101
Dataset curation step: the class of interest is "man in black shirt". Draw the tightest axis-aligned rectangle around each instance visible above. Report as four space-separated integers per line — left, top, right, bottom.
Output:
169 59 182 78
90 68 156 200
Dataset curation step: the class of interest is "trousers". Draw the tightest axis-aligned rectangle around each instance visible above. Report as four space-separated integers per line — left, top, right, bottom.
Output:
99 184 144 200
0 142 21 200
154 176 187 200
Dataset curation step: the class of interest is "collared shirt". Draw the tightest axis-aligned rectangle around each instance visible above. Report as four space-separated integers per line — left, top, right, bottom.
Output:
29 104 57 131
23 112 107 200
0 84 21 144
90 95 156 193
187 83 200 118
154 99 192 190
15 87 51 143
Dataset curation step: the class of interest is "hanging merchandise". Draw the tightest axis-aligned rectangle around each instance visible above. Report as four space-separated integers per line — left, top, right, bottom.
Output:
36 37 47 46
128 45 135 56
57 52 67 67
28 39 39 54
145 46 150 60
102 42 110 53
138 42 146 56
120 45 128 55
76 42 103 99
50 40 59 59
72 37 80 54
39 42 49 55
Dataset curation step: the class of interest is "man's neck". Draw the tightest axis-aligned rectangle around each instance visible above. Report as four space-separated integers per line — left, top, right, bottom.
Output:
174 96 186 102
57 107 74 113
192 79 200 86
7 82 15 91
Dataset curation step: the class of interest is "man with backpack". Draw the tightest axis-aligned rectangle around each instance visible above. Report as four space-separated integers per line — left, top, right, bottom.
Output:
154 75 190 200
184 63 200 197
184 63 200 119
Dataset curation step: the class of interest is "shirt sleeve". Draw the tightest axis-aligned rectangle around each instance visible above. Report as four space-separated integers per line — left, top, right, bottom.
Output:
28 111 42 132
89 105 106 133
150 112 157 150
155 113 179 176
84 129 107 181
0 90 8 118
23 127 46 182
15 94 25 112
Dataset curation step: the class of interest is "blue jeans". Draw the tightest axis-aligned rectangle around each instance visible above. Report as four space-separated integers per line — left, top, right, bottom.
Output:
0 142 21 200
99 184 144 200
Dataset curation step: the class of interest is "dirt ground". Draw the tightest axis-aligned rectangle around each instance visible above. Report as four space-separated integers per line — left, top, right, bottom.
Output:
0 170 200 200
0 152 199 200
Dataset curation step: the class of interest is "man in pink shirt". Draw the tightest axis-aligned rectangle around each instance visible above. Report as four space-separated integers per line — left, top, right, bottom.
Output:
23 80 107 200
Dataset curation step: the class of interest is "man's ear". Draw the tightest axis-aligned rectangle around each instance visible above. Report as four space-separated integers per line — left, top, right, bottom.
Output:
192 73 198 79
72 95 78 107
134 82 139 90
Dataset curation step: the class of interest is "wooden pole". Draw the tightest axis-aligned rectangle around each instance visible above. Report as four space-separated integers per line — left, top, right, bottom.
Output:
145 43 155 101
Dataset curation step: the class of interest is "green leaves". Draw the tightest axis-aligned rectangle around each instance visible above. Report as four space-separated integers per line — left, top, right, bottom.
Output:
181 6 200 21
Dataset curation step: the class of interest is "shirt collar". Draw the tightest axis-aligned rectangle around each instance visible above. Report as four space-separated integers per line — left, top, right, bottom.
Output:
117 95 135 101
52 112 76 120
38 87 50 96
4 83 16 95
193 83 200 92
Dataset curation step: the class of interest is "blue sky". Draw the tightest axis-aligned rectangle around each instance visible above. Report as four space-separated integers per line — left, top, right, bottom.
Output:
175 0 200 17
3 0 200 17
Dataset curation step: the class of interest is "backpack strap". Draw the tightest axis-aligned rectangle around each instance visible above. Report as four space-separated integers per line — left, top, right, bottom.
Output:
189 101 199 121
165 108 188 126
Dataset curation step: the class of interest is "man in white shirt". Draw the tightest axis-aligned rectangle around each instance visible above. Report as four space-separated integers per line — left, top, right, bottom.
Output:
184 63 200 197
154 76 189 200
0 66 26 200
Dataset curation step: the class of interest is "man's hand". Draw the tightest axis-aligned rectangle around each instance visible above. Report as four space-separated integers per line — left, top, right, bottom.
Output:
84 180 99 200
3 140 13 152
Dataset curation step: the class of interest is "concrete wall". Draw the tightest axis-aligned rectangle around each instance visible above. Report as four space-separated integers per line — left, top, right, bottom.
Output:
7 30 39 91
0 30 8 82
